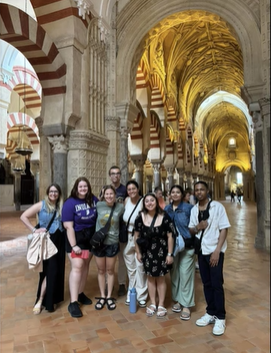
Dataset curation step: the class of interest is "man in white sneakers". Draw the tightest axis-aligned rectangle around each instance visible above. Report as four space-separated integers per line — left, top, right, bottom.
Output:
189 181 230 336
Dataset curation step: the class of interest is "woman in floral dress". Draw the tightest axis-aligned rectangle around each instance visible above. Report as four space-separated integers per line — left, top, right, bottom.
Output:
134 193 175 318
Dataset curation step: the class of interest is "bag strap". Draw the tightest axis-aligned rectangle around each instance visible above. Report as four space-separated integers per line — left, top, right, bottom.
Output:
45 210 57 232
126 197 142 230
148 213 158 234
198 200 212 241
102 203 116 233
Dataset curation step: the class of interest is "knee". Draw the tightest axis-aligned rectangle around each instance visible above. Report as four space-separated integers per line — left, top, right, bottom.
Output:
106 268 115 276
97 268 106 276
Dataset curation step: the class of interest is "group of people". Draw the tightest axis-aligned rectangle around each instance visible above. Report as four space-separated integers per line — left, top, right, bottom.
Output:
21 166 230 336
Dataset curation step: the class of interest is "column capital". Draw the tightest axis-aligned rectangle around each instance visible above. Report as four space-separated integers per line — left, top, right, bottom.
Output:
105 116 120 132
252 111 263 132
48 135 68 154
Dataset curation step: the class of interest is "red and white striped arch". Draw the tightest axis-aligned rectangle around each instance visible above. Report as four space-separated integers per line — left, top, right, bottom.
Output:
150 74 165 109
130 112 144 141
7 112 39 137
0 4 66 96
150 111 161 148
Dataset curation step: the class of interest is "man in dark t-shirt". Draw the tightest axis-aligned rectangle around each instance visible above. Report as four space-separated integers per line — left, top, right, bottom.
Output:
99 166 127 296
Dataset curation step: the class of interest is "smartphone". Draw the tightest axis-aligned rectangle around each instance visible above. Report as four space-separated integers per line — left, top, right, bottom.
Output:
71 250 89 259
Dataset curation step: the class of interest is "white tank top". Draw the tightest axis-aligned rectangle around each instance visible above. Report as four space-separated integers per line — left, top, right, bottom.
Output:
123 197 143 233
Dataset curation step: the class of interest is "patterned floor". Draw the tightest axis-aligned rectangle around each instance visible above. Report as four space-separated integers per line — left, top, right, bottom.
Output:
0 200 270 353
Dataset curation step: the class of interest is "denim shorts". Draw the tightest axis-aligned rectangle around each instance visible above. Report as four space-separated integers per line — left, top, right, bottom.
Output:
91 243 119 258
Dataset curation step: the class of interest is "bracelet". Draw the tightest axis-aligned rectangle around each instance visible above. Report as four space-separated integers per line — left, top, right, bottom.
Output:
71 244 77 248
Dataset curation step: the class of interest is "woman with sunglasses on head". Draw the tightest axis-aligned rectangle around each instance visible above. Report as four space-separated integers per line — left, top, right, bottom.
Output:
165 185 195 321
20 183 65 314
134 193 175 318
92 185 124 311
62 177 98 318
122 180 148 308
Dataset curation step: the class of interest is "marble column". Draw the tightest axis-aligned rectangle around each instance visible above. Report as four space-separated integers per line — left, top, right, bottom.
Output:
152 163 161 188
120 125 130 185
166 167 174 191
48 135 68 199
259 98 270 250
14 171 21 211
131 158 144 194
105 116 120 177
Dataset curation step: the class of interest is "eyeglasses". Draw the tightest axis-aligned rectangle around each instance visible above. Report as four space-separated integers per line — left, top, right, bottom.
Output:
49 190 59 194
110 172 121 176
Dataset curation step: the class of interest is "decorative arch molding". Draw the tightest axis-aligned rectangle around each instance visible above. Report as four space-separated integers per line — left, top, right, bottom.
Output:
7 112 39 138
0 4 66 96
116 0 263 104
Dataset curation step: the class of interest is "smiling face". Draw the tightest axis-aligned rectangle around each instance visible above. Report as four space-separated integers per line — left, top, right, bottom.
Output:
109 168 121 185
77 181 89 199
170 187 183 204
126 183 139 200
104 188 116 206
194 183 208 203
48 186 59 203
144 195 157 212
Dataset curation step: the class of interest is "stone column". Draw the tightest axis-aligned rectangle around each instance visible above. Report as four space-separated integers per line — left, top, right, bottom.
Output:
152 163 161 188
166 167 174 191
120 125 130 185
214 173 225 200
131 158 145 194
14 171 21 211
252 110 265 248
30 161 40 202
259 98 270 250
105 116 120 177
48 135 68 199
177 168 184 187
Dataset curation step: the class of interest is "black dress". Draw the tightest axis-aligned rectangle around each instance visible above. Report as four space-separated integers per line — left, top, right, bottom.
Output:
134 212 175 277
36 229 66 311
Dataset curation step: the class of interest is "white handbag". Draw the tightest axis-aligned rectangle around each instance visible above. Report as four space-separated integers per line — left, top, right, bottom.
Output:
173 229 185 256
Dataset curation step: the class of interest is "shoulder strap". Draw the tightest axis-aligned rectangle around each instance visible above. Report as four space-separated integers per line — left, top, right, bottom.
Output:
126 197 142 228
45 210 57 232
198 200 212 241
103 203 116 232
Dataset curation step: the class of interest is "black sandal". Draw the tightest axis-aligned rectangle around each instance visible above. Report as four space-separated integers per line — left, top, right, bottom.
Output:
95 297 106 310
106 297 116 310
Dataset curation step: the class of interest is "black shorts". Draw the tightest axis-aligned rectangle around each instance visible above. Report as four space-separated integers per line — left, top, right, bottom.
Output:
66 226 95 253
91 243 119 258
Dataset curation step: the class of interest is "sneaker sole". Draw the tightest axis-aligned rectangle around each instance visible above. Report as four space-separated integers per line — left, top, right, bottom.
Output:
196 321 215 327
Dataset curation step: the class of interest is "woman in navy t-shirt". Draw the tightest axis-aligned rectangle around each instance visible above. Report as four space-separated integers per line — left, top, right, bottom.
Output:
62 177 98 318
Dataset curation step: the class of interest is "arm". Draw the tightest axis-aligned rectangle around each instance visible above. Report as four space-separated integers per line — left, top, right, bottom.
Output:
209 228 228 267
63 221 81 254
20 201 45 233
166 232 174 265
134 230 143 263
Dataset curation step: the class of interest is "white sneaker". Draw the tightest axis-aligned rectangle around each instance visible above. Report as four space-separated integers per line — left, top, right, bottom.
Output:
212 317 226 335
196 313 215 327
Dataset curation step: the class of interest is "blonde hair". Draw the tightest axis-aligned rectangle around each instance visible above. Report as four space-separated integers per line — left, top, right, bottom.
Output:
44 183 63 216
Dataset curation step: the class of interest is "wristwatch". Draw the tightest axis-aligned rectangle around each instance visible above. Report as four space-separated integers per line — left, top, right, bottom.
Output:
167 253 173 257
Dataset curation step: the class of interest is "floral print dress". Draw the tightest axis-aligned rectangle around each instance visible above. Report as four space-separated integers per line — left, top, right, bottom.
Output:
134 212 175 277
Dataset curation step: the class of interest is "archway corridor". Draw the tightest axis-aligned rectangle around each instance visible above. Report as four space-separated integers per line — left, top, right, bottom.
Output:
0 200 269 352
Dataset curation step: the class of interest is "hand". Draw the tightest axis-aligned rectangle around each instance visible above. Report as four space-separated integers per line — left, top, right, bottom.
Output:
198 220 208 231
72 245 82 255
209 250 220 267
34 228 47 234
136 252 143 263
166 255 174 265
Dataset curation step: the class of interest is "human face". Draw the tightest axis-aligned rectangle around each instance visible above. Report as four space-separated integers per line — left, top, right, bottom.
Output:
127 183 139 200
194 183 208 202
155 190 163 199
170 187 182 204
104 188 116 206
77 181 89 199
144 195 157 212
109 168 121 185
48 187 59 202
183 193 191 203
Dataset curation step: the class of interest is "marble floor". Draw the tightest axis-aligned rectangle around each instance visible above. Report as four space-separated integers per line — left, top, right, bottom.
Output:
0 200 270 353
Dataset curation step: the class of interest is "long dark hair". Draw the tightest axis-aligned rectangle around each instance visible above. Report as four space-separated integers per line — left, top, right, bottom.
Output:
69 177 94 206
141 193 163 215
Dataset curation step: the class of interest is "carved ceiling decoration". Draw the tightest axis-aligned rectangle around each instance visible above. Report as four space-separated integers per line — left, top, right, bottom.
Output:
136 9 250 172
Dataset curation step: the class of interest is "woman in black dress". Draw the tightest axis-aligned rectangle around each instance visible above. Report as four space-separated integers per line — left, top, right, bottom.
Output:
134 193 175 318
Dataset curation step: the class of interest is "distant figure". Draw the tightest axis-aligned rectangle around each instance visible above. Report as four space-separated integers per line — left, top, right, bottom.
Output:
230 190 235 202
154 186 166 209
236 188 242 204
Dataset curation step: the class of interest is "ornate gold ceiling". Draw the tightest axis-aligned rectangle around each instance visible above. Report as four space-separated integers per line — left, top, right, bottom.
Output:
138 10 251 172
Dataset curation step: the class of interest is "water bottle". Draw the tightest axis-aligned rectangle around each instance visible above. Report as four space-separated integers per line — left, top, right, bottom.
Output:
129 287 137 313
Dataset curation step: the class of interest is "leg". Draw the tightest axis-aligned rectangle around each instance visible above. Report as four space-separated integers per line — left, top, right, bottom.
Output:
78 253 93 294
135 256 148 302
118 242 127 289
123 235 137 302
177 249 195 308
105 255 117 298
68 254 86 302
170 252 181 303
147 275 157 305
210 252 226 319
94 256 107 297
198 253 216 316
156 276 167 308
